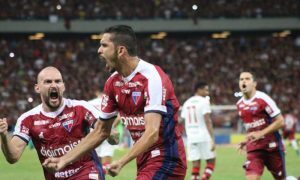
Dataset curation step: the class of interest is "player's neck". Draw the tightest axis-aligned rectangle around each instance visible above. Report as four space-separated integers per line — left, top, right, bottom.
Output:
42 99 64 113
243 89 256 100
118 56 139 77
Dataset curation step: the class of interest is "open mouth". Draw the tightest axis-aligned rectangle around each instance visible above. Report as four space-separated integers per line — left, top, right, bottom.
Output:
49 89 59 100
242 84 246 88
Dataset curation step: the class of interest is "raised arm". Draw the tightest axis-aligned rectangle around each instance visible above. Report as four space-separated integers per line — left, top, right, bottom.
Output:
0 118 27 164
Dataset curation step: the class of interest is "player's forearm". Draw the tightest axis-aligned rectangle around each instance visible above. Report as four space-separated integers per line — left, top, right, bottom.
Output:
119 129 159 167
62 127 109 165
261 115 284 136
205 114 215 140
0 134 19 163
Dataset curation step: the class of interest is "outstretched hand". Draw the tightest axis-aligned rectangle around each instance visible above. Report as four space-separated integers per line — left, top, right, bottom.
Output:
42 157 66 172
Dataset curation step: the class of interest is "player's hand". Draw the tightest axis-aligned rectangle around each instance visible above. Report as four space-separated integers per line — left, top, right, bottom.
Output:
42 157 66 172
246 131 263 142
107 160 123 177
0 118 8 135
107 129 120 145
211 140 216 151
237 141 247 154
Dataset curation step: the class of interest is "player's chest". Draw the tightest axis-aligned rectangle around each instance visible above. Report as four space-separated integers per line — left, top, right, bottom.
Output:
30 111 86 141
238 102 265 122
113 79 147 113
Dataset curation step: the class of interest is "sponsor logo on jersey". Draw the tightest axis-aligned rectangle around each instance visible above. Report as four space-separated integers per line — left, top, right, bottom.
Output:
121 115 145 127
249 106 258 112
114 81 124 87
40 140 80 157
21 125 29 134
38 132 44 139
62 120 74 132
244 118 266 130
132 91 141 105
101 94 109 110
49 122 61 128
58 112 74 121
34 120 49 126
121 89 131 94
128 81 142 88
54 167 82 178
265 105 273 115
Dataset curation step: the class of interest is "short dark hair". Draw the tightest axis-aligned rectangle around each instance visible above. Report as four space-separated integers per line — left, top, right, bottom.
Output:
104 25 138 56
240 70 256 81
194 81 208 92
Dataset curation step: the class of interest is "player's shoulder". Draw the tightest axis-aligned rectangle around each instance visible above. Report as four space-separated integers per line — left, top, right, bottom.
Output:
255 91 274 103
18 104 43 122
65 98 91 108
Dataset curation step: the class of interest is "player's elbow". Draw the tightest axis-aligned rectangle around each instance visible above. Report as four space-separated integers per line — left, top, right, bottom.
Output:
6 156 18 164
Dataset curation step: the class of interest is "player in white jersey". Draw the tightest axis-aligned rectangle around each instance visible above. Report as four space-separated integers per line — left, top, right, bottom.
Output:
181 82 216 180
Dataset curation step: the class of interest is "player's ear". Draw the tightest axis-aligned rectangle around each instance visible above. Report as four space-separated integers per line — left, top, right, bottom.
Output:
117 46 126 57
34 84 40 93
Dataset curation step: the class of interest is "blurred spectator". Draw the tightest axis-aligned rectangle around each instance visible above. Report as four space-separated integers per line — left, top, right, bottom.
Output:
0 0 298 20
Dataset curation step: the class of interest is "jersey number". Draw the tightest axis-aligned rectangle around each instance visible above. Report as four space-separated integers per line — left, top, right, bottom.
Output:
187 106 198 124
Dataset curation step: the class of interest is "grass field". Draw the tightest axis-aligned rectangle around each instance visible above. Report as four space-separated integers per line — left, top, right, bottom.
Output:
0 145 299 180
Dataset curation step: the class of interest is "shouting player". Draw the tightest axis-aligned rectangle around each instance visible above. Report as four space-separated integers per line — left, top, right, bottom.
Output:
43 25 187 179
237 71 286 180
0 66 106 179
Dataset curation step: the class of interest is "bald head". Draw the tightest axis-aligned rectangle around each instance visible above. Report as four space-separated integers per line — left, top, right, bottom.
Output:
37 66 62 83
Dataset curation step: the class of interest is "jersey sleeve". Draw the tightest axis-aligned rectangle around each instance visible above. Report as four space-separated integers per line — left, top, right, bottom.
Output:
13 115 31 143
262 93 281 118
99 78 118 120
180 104 187 120
201 99 212 115
144 67 167 114
80 100 103 127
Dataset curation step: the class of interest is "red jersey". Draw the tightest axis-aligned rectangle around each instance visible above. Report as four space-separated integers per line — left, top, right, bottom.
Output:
13 98 104 179
99 60 186 177
236 91 284 152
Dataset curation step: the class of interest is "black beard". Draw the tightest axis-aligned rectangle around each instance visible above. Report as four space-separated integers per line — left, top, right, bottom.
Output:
44 96 62 111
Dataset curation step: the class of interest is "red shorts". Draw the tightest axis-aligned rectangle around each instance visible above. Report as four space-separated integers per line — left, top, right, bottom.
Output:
283 131 295 140
243 150 286 179
137 170 185 180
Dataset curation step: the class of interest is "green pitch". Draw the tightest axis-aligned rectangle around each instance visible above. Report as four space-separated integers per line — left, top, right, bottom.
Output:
0 145 299 179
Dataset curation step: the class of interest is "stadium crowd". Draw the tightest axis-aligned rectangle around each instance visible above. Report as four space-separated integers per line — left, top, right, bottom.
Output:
1 35 300 128
0 0 298 20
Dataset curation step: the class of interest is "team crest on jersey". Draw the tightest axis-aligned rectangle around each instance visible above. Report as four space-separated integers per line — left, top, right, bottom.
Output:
132 91 141 105
62 120 74 132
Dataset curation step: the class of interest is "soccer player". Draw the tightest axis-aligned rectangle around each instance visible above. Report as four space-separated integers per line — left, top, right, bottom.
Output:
181 82 216 180
0 66 105 179
282 111 300 156
43 25 187 179
237 71 286 180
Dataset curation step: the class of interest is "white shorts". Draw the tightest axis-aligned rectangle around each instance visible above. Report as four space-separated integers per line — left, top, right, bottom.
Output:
95 140 116 157
187 141 216 161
